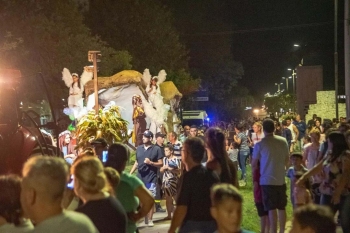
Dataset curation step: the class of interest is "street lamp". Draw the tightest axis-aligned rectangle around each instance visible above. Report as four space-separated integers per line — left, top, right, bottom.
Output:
275 82 283 92
294 44 300 47
287 69 297 94
282 77 289 92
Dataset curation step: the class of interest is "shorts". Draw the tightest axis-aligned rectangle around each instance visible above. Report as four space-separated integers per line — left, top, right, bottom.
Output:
261 184 287 211
145 183 157 197
255 202 268 217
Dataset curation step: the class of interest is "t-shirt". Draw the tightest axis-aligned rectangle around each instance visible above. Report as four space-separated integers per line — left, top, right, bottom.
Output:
228 149 238 162
177 165 220 222
253 134 289 185
76 196 127 233
286 166 308 201
33 210 98 233
0 219 34 233
237 132 249 150
116 172 144 233
136 144 163 184
294 121 306 140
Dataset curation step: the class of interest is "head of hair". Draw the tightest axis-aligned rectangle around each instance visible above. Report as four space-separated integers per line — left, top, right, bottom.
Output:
263 119 275 133
72 156 107 194
285 117 291 121
293 204 336 233
290 153 303 160
164 143 174 152
190 125 197 129
103 167 120 192
309 129 321 140
22 157 69 202
105 143 129 173
211 183 243 207
328 131 349 162
183 137 205 163
303 135 311 143
205 127 232 184
281 120 287 126
253 122 262 132
234 123 244 131
0 175 22 225
169 131 177 140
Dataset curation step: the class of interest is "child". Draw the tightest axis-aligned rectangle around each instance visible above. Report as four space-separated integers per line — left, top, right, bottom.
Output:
160 144 180 220
293 172 312 208
290 204 336 233
286 153 308 208
253 162 269 233
210 183 255 233
227 142 239 172
302 135 311 152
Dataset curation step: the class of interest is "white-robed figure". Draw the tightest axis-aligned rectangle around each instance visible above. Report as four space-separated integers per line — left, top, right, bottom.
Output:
62 67 93 108
142 69 169 135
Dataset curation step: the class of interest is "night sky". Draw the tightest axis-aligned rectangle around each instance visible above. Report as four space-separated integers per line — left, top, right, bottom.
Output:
229 1 345 97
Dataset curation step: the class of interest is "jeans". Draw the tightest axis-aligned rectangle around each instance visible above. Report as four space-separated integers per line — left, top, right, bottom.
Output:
179 220 216 233
238 149 250 180
320 194 347 218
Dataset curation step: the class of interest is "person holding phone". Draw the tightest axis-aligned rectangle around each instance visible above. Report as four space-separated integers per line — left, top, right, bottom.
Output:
91 138 108 162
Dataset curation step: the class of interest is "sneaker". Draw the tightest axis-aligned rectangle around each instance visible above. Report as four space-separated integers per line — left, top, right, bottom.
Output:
156 205 166 213
148 220 154 227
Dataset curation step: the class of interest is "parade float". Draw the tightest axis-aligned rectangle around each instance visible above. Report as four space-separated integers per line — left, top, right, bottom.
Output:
62 66 182 149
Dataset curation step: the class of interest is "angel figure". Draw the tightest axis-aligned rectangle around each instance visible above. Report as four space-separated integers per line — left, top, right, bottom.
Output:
62 67 93 108
143 69 167 106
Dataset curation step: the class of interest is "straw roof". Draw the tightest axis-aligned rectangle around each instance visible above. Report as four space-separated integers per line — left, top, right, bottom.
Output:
160 81 182 101
84 70 143 97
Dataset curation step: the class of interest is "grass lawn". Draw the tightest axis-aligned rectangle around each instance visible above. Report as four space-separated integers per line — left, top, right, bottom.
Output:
238 166 293 232
126 152 293 232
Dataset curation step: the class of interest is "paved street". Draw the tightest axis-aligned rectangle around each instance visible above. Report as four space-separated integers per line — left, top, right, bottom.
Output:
138 211 170 233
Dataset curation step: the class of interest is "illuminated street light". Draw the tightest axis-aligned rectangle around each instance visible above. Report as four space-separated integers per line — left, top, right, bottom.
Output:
287 68 292 71
275 82 283 92
253 109 259 114
294 44 300 47
282 77 289 91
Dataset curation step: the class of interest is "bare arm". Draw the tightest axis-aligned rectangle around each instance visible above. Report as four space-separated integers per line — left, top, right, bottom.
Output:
145 158 163 167
293 125 299 141
130 161 138 174
168 205 187 233
128 185 154 222
296 160 324 185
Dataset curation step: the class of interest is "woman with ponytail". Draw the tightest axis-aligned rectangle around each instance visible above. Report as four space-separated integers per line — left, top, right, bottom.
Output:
205 127 238 187
72 156 127 233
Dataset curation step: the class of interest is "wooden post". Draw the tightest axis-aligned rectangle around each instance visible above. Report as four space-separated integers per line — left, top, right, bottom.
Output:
88 51 101 115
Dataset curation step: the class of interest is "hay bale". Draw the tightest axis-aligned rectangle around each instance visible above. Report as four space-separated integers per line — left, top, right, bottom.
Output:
159 81 182 101
84 70 143 97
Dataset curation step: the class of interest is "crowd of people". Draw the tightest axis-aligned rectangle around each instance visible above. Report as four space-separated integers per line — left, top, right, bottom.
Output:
1 113 350 233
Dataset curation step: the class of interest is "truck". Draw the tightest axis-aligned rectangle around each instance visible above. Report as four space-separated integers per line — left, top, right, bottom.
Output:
181 110 209 127
0 69 59 174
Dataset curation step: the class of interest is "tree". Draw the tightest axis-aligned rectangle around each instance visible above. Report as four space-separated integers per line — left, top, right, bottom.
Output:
264 93 296 114
84 0 199 95
0 0 132 107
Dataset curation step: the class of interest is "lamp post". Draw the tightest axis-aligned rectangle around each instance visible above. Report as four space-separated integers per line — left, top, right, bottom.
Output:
275 82 283 93
287 69 297 94
282 77 289 92
88 51 101 115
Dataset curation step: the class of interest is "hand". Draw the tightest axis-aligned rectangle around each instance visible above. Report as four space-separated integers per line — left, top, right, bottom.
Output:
127 211 142 222
144 158 151 164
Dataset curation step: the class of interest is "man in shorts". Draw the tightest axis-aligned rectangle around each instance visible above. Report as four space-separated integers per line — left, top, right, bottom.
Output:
130 130 163 227
252 119 290 233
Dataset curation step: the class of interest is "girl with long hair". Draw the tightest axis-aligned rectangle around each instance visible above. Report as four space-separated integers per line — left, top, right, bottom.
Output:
206 127 238 187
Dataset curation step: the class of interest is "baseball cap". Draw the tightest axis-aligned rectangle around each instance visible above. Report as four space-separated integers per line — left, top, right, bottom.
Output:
155 132 166 138
91 138 108 147
143 130 154 138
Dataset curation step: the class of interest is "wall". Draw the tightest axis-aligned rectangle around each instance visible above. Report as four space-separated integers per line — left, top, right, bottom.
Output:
305 90 346 122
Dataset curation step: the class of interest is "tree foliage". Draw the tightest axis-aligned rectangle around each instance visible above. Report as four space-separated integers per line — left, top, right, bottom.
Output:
84 0 199 95
0 0 132 107
264 93 296 114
